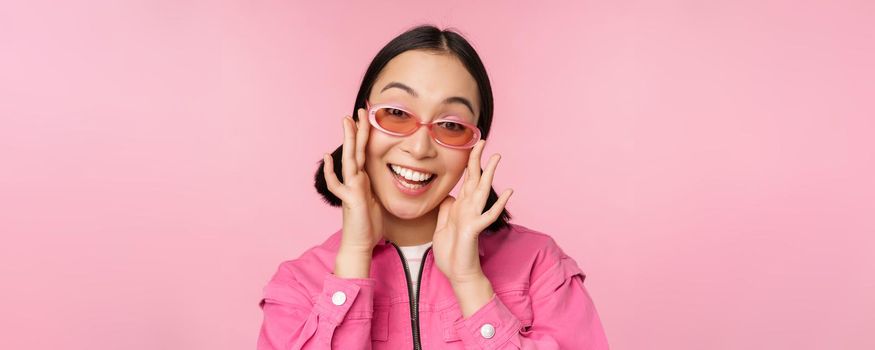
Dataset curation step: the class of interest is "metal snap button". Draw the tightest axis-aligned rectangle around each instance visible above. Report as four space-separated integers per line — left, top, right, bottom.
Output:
331 291 346 306
480 323 496 339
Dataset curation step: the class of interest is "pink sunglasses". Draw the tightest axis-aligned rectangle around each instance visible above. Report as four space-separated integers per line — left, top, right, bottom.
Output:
365 100 481 149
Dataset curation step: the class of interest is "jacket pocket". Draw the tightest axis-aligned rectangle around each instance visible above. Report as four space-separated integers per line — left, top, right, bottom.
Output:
371 307 389 342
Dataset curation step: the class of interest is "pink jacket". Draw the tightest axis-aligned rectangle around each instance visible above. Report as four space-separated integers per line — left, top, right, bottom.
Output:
257 223 609 349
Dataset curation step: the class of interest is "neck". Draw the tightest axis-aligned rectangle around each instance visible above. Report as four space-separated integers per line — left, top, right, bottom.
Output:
381 205 439 247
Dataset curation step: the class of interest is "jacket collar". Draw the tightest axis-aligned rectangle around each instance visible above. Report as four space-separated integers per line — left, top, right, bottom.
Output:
377 234 485 256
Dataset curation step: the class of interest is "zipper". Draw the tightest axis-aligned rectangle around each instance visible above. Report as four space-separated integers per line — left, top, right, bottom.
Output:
390 242 432 350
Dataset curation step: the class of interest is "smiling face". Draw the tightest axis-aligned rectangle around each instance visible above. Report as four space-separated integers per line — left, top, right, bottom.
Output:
364 49 480 220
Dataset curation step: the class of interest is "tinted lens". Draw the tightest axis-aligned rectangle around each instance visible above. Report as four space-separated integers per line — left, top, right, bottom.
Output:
374 107 418 134
373 107 477 147
432 120 476 146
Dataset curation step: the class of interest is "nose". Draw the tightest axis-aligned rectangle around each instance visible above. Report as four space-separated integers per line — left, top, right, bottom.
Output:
400 124 438 159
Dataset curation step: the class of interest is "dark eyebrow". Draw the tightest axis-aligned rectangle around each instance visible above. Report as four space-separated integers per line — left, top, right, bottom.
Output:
380 81 476 116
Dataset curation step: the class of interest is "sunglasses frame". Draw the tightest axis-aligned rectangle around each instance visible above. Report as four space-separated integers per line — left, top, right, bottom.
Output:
365 100 482 149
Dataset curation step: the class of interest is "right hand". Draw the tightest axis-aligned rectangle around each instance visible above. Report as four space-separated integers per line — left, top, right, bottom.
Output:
322 108 384 257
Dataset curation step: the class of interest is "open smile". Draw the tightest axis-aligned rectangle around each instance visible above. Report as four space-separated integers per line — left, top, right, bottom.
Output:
387 163 437 195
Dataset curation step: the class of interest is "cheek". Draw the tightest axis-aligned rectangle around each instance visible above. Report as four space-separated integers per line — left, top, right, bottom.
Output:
442 152 471 178
365 131 386 155
364 133 392 169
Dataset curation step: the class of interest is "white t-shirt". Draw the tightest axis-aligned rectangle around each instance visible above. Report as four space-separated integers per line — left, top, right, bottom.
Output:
397 241 433 301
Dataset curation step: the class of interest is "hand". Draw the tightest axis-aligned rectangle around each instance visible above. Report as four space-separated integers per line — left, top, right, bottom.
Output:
323 109 384 277
432 140 513 285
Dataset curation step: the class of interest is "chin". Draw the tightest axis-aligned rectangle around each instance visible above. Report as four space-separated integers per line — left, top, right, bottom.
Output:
384 199 431 220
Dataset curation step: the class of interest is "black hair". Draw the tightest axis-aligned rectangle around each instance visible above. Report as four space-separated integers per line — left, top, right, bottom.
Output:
313 24 512 233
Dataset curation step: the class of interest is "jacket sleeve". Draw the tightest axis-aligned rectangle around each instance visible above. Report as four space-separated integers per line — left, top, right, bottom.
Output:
257 262 376 350
451 256 610 349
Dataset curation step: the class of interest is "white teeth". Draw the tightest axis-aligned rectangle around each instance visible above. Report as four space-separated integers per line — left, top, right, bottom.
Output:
390 164 434 182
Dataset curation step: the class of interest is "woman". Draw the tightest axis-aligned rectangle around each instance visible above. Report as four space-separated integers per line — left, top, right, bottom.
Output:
257 25 609 349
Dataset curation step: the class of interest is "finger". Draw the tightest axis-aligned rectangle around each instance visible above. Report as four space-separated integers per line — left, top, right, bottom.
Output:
436 195 456 229
467 140 485 180
323 153 347 198
479 188 513 226
461 167 480 198
463 140 486 193
341 116 356 179
477 153 501 194
354 108 369 170
460 168 472 197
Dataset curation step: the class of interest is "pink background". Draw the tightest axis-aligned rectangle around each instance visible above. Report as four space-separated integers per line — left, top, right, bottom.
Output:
2 1 873 349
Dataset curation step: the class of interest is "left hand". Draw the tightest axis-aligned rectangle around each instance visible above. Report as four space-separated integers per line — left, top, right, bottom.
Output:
432 140 514 285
